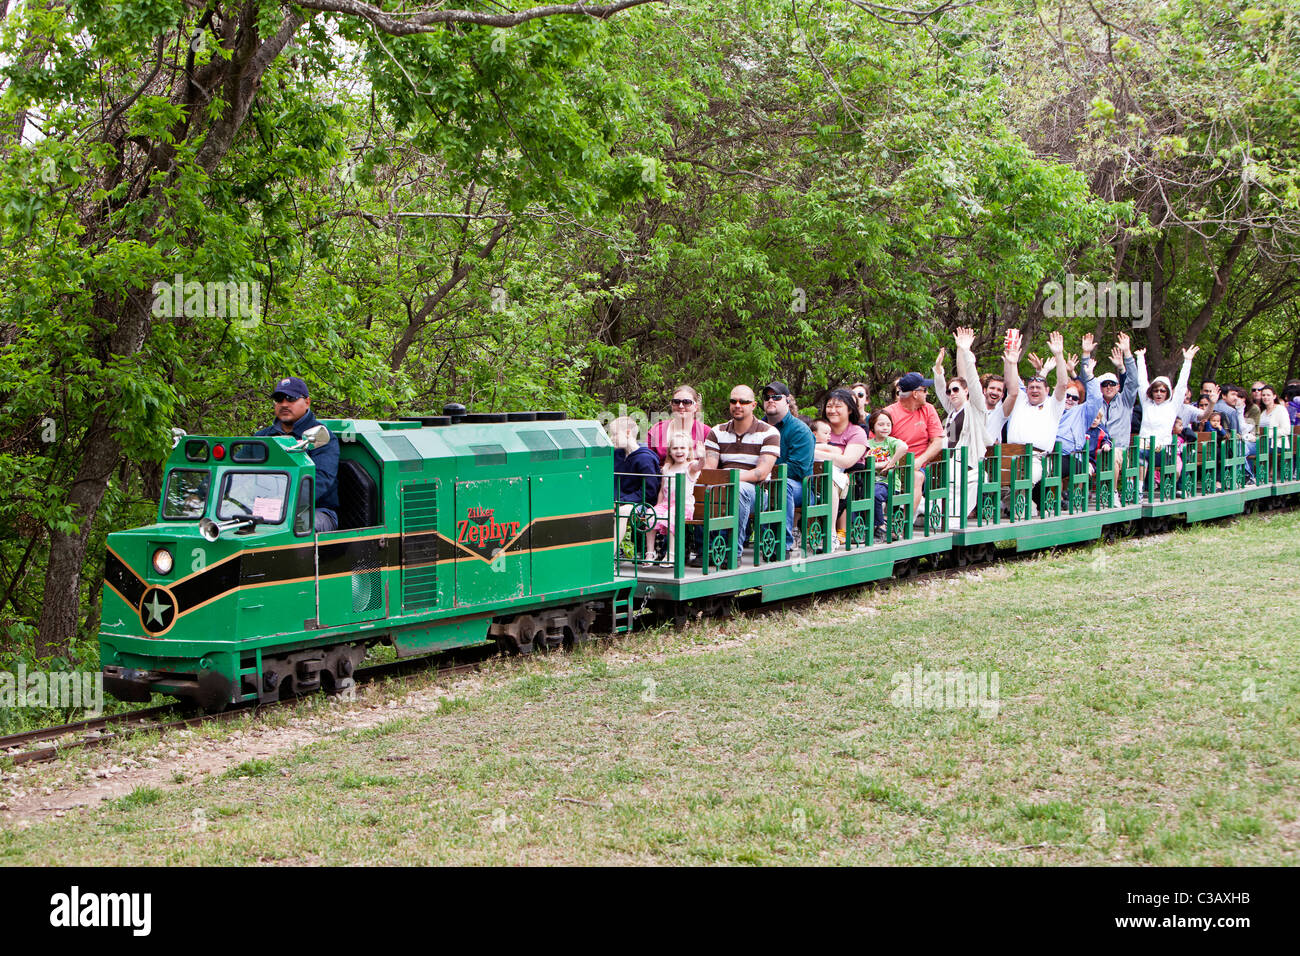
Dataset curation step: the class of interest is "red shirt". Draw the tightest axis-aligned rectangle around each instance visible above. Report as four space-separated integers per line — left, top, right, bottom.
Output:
883 400 943 459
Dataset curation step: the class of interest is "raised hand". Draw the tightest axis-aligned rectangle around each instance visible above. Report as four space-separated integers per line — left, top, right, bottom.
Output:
933 346 947 373
1064 353 1079 377
1003 329 1023 363
1134 348 1147 359
1047 330 1065 356
1026 351 1045 372
1109 345 1124 369
1082 332 1096 355
954 327 975 351
1182 344 1200 361
1116 331 1131 354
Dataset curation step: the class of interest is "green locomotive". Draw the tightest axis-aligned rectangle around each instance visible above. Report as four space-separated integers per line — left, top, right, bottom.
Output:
100 411 626 710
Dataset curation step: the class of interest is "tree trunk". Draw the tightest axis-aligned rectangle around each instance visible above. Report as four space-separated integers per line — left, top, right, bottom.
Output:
36 412 121 657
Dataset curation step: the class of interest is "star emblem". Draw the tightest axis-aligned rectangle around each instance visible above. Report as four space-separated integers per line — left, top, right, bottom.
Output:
140 587 175 632
145 593 168 625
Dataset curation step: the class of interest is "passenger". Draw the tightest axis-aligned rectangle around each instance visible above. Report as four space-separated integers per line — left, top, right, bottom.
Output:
1202 410 1227 440
646 385 711 463
865 410 907 541
254 376 339 532
1194 396 1213 430
851 383 870 422
702 386 781 553
974 329 1023 444
1005 332 1068 494
1098 333 1140 454
883 372 945 518
1054 334 1103 456
932 327 1014 515
1227 386 1258 444
761 381 815 554
1284 382 1300 425
609 416 662 549
1199 380 1242 433
810 418 851 524
1224 385 1258 483
813 389 869 541
651 433 703 561
1134 345 1199 485
1284 382 1300 426
1085 408 1111 460
1258 385 1292 438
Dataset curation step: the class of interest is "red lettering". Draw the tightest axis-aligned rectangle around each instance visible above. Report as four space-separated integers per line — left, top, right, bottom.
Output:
456 520 469 543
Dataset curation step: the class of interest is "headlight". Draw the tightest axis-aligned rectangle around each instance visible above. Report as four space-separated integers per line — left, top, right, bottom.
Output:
152 548 173 575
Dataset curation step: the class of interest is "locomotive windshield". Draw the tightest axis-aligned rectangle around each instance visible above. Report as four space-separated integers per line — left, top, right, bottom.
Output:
163 469 211 520
217 472 289 524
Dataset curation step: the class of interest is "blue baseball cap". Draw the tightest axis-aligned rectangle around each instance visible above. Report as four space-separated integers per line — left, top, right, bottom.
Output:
897 372 934 393
271 376 309 400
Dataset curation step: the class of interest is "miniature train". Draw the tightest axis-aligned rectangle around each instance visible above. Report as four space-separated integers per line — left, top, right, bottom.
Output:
99 406 1300 710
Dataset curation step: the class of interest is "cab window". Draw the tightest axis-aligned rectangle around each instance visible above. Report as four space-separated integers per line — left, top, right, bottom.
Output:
217 472 289 524
294 477 314 535
163 469 211 520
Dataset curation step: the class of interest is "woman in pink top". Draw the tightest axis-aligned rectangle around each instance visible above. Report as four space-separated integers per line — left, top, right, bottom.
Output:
646 384 711 464
814 388 869 536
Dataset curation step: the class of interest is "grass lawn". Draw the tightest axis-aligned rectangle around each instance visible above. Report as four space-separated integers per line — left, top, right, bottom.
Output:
3 508 1299 865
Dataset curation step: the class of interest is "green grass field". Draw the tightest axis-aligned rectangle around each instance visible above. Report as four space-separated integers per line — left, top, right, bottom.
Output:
3 509 1299 865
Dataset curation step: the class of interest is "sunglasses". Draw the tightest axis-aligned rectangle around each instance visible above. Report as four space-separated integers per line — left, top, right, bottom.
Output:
729 398 754 405
670 398 694 406
947 386 962 394
1065 394 1079 402
1027 376 1047 384
272 393 297 403
853 391 866 399
1100 381 1118 386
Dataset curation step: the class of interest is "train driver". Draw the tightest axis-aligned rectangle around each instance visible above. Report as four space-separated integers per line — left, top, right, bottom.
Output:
254 376 340 532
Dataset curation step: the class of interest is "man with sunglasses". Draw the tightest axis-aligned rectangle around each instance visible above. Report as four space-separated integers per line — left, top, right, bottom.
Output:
1096 332 1139 453
762 381 814 554
254 376 340 531
703 385 781 554
1006 330 1069 491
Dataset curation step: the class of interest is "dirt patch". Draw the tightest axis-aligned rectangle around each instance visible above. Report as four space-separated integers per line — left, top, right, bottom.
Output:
0 676 481 826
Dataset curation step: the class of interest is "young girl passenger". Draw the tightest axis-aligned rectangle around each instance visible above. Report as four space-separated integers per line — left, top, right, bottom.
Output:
652 433 703 560
865 410 908 540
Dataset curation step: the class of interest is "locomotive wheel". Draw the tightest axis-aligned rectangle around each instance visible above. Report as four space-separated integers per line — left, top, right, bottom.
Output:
516 615 547 654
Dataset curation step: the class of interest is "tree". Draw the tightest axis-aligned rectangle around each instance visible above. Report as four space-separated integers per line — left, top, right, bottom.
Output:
0 0 661 658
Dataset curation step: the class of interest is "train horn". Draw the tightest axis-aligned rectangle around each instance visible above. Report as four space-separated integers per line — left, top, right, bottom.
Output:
198 516 255 542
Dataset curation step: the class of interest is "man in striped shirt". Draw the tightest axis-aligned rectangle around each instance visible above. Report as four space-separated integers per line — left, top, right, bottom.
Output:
704 385 782 549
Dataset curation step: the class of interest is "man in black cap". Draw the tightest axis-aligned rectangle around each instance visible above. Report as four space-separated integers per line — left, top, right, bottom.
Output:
254 376 340 531
762 381 815 554
884 371 945 517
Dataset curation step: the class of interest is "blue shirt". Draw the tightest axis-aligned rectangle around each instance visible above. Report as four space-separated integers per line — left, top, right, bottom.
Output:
614 444 661 504
255 409 339 523
769 412 815 483
1055 357 1103 454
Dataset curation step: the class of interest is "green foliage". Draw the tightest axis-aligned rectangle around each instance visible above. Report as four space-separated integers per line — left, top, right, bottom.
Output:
0 0 1298 661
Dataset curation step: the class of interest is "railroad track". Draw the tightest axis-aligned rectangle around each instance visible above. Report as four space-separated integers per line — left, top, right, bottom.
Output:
0 651 489 769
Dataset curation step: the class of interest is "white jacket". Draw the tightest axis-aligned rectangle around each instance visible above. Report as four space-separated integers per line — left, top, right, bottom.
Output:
1136 354 1193 449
